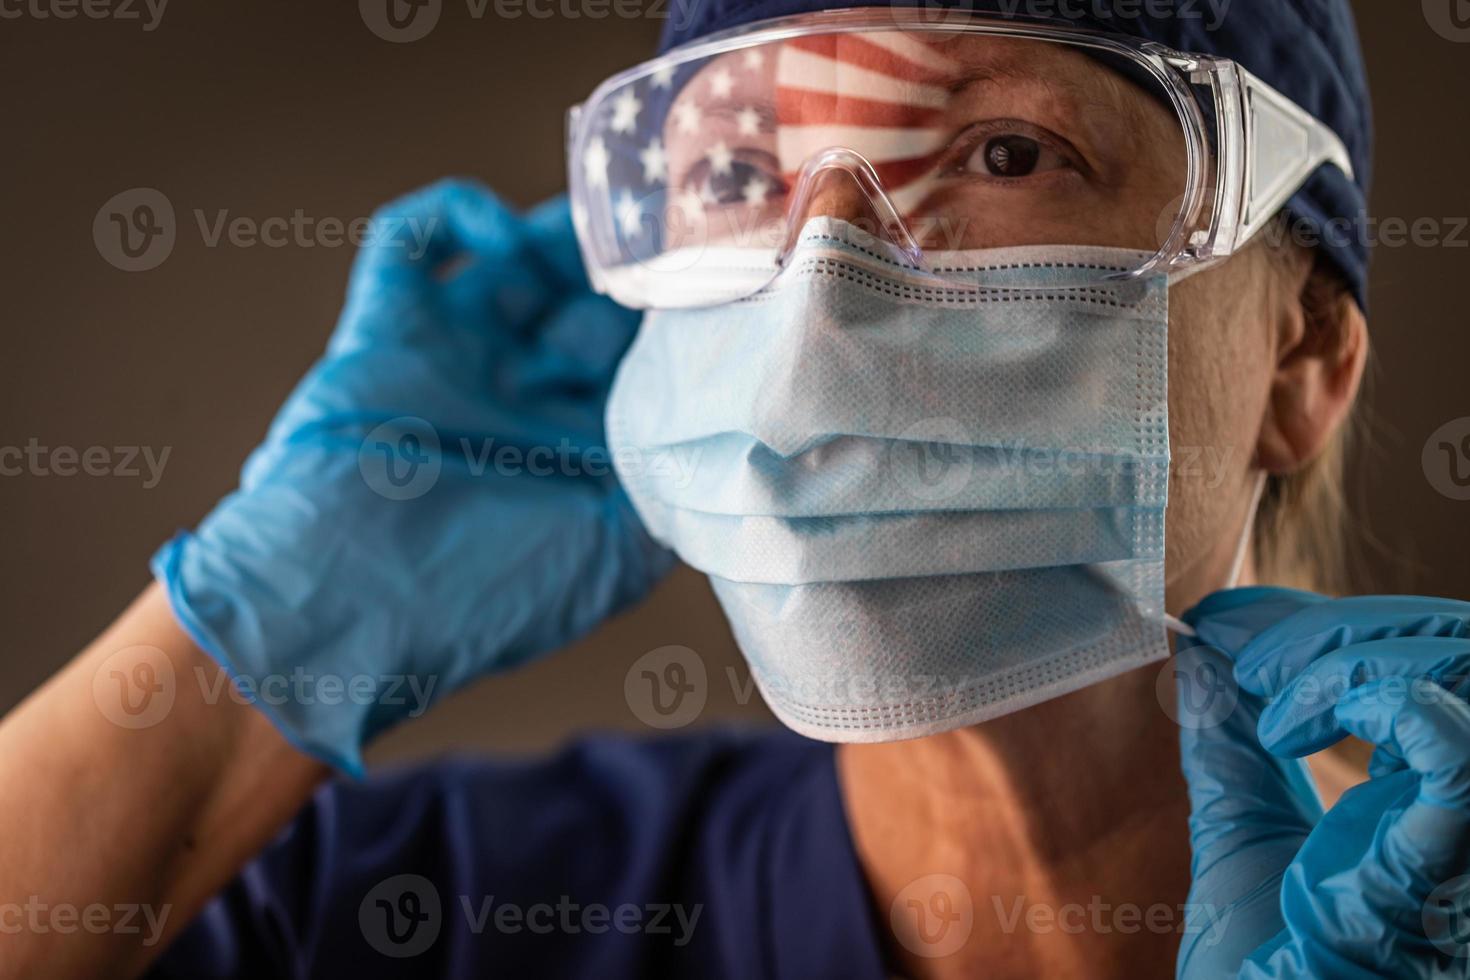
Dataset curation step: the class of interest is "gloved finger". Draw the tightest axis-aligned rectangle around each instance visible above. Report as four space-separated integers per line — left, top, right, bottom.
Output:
1174 588 1327 973
1183 586 1330 656
1272 686 1470 958
1368 744 1409 780
519 293 642 392
517 197 642 380
1337 680 1470 813
1233 596 1470 700
1331 681 1470 909
1174 634 1323 972
439 193 634 350
1255 767 1426 978
1257 637 1470 757
336 180 554 350
522 195 590 290
349 178 528 278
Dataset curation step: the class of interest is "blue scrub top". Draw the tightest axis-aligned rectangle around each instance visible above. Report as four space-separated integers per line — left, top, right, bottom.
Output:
146 728 890 979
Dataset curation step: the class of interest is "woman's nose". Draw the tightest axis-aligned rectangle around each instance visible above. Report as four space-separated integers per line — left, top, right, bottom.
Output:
798 169 876 225
779 147 922 262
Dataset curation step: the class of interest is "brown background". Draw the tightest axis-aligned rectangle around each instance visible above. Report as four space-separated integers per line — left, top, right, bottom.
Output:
1 1 1466 766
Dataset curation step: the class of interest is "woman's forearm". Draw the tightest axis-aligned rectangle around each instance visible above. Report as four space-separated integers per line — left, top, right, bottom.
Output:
0 583 329 980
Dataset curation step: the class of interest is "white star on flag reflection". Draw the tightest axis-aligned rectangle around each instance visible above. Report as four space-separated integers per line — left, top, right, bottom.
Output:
609 90 641 134
639 138 667 184
615 190 643 238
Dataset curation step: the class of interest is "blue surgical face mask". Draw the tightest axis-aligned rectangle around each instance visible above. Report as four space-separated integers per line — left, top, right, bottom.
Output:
606 217 1178 742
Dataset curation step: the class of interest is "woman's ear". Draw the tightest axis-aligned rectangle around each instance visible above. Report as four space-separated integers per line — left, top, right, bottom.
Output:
1256 255 1369 475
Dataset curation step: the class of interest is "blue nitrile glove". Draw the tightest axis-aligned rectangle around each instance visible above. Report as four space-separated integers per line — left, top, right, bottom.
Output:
1174 587 1470 978
152 180 673 775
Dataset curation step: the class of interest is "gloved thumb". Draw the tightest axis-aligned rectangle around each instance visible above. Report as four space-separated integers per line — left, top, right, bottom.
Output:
1174 588 1329 975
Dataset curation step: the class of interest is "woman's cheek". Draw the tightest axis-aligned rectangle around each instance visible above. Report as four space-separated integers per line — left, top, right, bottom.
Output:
1161 262 1271 583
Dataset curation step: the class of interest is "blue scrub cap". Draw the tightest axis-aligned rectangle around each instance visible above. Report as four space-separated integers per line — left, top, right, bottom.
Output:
659 0 1374 311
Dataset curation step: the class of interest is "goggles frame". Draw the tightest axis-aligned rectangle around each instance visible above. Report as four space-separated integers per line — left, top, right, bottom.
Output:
567 8 1354 308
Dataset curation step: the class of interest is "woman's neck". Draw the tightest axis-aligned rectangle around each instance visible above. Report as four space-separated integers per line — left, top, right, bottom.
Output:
837 665 1194 979
836 525 1258 977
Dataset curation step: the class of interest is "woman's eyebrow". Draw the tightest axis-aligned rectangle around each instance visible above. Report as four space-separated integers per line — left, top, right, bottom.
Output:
947 62 1092 99
946 64 1132 123
695 99 775 123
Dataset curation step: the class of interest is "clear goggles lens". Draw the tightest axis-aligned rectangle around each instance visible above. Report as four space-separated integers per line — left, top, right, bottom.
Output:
569 25 1209 309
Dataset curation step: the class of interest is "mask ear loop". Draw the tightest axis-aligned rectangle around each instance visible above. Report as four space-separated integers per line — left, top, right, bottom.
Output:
1163 471 1269 639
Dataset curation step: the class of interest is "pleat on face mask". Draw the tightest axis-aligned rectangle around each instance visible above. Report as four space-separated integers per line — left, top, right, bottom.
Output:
606 218 1174 742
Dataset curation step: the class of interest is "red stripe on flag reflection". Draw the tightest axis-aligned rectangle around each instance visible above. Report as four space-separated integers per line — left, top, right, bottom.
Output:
775 32 953 212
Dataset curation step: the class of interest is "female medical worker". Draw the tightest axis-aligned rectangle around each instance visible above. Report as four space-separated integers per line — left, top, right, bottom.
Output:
4 1 1470 978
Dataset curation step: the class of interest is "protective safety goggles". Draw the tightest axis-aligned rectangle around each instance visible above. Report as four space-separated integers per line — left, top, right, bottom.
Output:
566 8 1353 309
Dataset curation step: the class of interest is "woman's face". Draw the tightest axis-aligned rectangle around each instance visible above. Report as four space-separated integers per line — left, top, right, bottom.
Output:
661 34 1189 254
662 34 1328 612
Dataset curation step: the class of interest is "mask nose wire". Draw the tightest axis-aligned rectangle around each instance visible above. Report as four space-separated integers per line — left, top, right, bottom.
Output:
776 146 925 269
1164 471 1270 639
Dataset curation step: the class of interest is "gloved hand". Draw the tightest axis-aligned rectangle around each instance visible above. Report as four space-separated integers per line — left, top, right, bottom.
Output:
152 180 672 775
1173 586 1470 978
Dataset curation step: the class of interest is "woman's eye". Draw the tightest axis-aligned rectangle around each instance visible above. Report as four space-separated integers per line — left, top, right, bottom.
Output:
964 134 1070 179
695 158 787 207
